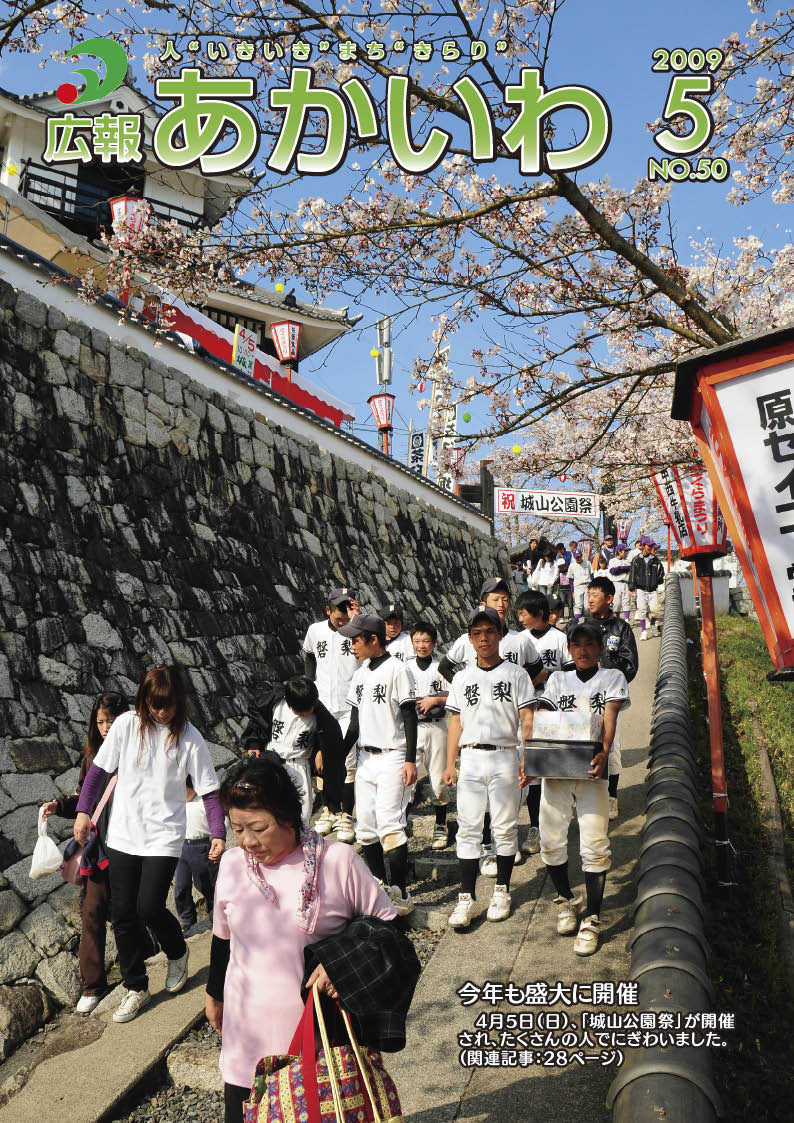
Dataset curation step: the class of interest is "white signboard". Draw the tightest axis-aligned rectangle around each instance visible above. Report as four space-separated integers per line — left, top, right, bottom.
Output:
407 430 426 473
652 466 692 550
232 323 257 377
494 488 600 520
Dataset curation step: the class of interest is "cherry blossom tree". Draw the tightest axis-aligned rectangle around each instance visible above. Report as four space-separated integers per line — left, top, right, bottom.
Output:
2 0 794 527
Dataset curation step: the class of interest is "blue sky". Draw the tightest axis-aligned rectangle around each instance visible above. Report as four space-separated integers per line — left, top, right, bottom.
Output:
1 0 781 475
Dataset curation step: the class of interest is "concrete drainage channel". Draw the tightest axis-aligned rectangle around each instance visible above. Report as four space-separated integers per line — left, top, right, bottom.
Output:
606 576 723 1122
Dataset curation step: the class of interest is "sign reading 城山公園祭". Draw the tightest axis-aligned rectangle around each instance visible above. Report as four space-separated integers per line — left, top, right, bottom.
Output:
495 488 600 521
40 37 730 182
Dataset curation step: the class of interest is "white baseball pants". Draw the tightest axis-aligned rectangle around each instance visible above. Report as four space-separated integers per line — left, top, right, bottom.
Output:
539 778 611 871
455 748 521 859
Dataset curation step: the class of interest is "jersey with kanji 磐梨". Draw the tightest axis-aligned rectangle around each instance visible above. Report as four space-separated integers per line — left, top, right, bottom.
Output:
386 631 415 662
528 626 573 691
267 700 317 761
541 667 631 742
407 656 450 722
445 660 535 748
446 628 540 674
302 620 359 721
346 656 416 752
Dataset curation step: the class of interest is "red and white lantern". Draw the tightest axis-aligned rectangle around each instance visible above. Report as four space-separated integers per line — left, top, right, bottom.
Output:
109 195 152 246
270 320 302 364
367 392 395 430
652 464 727 559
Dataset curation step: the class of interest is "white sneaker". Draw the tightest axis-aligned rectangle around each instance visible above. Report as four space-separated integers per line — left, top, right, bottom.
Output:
574 914 601 956
651 624 661 638
385 885 414 917
555 895 581 936
639 631 648 641
448 893 483 929
165 947 189 993
487 885 512 922
113 988 151 1023
512 848 524 866
431 825 448 850
479 845 498 877
333 812 355 843
521 826 541 855
315 807 336 835
75 993 102 1015
608 796 619 821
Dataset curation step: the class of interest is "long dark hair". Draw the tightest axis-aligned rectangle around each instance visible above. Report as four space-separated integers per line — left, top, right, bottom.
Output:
135 666 188 755
220 756 303 841
84 691 128 762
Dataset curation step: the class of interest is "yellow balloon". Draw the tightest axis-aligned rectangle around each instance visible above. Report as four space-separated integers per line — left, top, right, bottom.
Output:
275 282 285 292
370 348 379 357
512 444 521 455
7 163 17 176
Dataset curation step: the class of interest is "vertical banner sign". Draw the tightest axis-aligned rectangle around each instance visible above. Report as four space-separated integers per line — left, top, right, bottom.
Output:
232 323 257 376
673 332 794 674
652 466 692 553
676 466 728 554
407 430 425 474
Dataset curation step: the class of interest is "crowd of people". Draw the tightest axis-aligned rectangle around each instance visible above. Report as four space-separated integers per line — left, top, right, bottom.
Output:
38 532 663 1122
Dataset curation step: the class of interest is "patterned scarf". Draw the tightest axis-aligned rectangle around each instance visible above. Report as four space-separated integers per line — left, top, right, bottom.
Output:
244 826 326 933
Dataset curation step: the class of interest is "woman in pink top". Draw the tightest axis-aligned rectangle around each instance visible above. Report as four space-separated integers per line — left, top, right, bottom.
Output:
205 756 396 1123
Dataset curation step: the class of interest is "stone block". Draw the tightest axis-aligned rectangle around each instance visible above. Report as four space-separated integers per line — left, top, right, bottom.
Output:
15 291 46 329
109 347 143 388
35 949 81 1005
42 351 68 386
409 904 451 932
55 386 89 426
0 655 12 700
79 344 107 383
0 982 54 1058
147 413 171 448
274 584 295 606
13 391 36 422
301 529 323 556
81 612 123 650
53 330 80 363
147 392 172 423
0 890 27 936
164 377 185 406
122 385 146 424
206 742 237 769
1 772 59 806
144 368 164 398
46 883 83 929
413 854 458 884
19 903 73 957
47 307 68 331
7 738 71 779
0 931 39 984
255 466 275 492
207 402 226 432
0 790 13 817
167 1041 223 1092
36 655 78 690
3 856 62 904
0 807 44 858
90 328 110 354
55 767 80 796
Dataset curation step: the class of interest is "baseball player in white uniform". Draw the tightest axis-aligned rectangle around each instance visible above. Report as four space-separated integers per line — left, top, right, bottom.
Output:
568 550 593 619
443 607 535 928
302 585 360 840
339 613 417 916
538 621 631 956
379 602 416 661
408 620 451 849
606 543 632 620
515 589 574 855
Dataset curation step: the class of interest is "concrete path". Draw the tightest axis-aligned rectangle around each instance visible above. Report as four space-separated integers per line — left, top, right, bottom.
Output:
390 633 659 1123
0 635 659 1123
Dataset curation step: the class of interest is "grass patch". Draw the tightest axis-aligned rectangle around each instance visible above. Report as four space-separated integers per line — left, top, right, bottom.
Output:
685 615 794 1120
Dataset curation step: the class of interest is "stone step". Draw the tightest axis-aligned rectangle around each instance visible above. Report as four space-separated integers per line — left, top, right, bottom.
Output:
409 904 452 932
412 854 458 884
166 1041 223 1093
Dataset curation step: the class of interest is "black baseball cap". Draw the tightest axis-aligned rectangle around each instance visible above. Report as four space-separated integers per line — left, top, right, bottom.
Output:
546 595 563 613
337 613 386 641
479 577 510 598
568 621 603 646
467 606 502 630
327 585 356 607
377 602 404 621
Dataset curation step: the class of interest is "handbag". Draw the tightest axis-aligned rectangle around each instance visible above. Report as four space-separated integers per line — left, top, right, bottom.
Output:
59 775 117 884
244 982 402 1123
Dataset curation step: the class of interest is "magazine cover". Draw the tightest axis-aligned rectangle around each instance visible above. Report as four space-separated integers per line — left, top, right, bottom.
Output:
0 2 792 1121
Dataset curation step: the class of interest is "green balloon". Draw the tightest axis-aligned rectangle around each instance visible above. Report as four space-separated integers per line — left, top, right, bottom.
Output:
463 412 471 423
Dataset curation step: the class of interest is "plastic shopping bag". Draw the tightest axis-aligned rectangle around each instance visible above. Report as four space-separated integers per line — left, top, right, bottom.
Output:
29 808 64 879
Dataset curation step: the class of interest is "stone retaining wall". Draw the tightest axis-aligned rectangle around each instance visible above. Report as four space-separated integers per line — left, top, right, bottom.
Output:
0 278 506 1053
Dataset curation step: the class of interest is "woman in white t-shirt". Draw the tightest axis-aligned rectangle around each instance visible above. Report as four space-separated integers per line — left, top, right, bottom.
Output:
74 666 226 1023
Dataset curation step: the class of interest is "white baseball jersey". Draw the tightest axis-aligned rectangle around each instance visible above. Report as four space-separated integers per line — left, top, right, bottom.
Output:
542 667 631 740
386 631 415 662
407 655 450 703
302 620 359 721
446 660 535 748
607 555 632 587
568 559 593 589
446 628 540 673
528 626 572 689
347 655 416 752
266 699 316 761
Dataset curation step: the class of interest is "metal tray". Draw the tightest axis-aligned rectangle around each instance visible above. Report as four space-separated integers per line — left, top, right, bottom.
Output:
522 738 603 779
